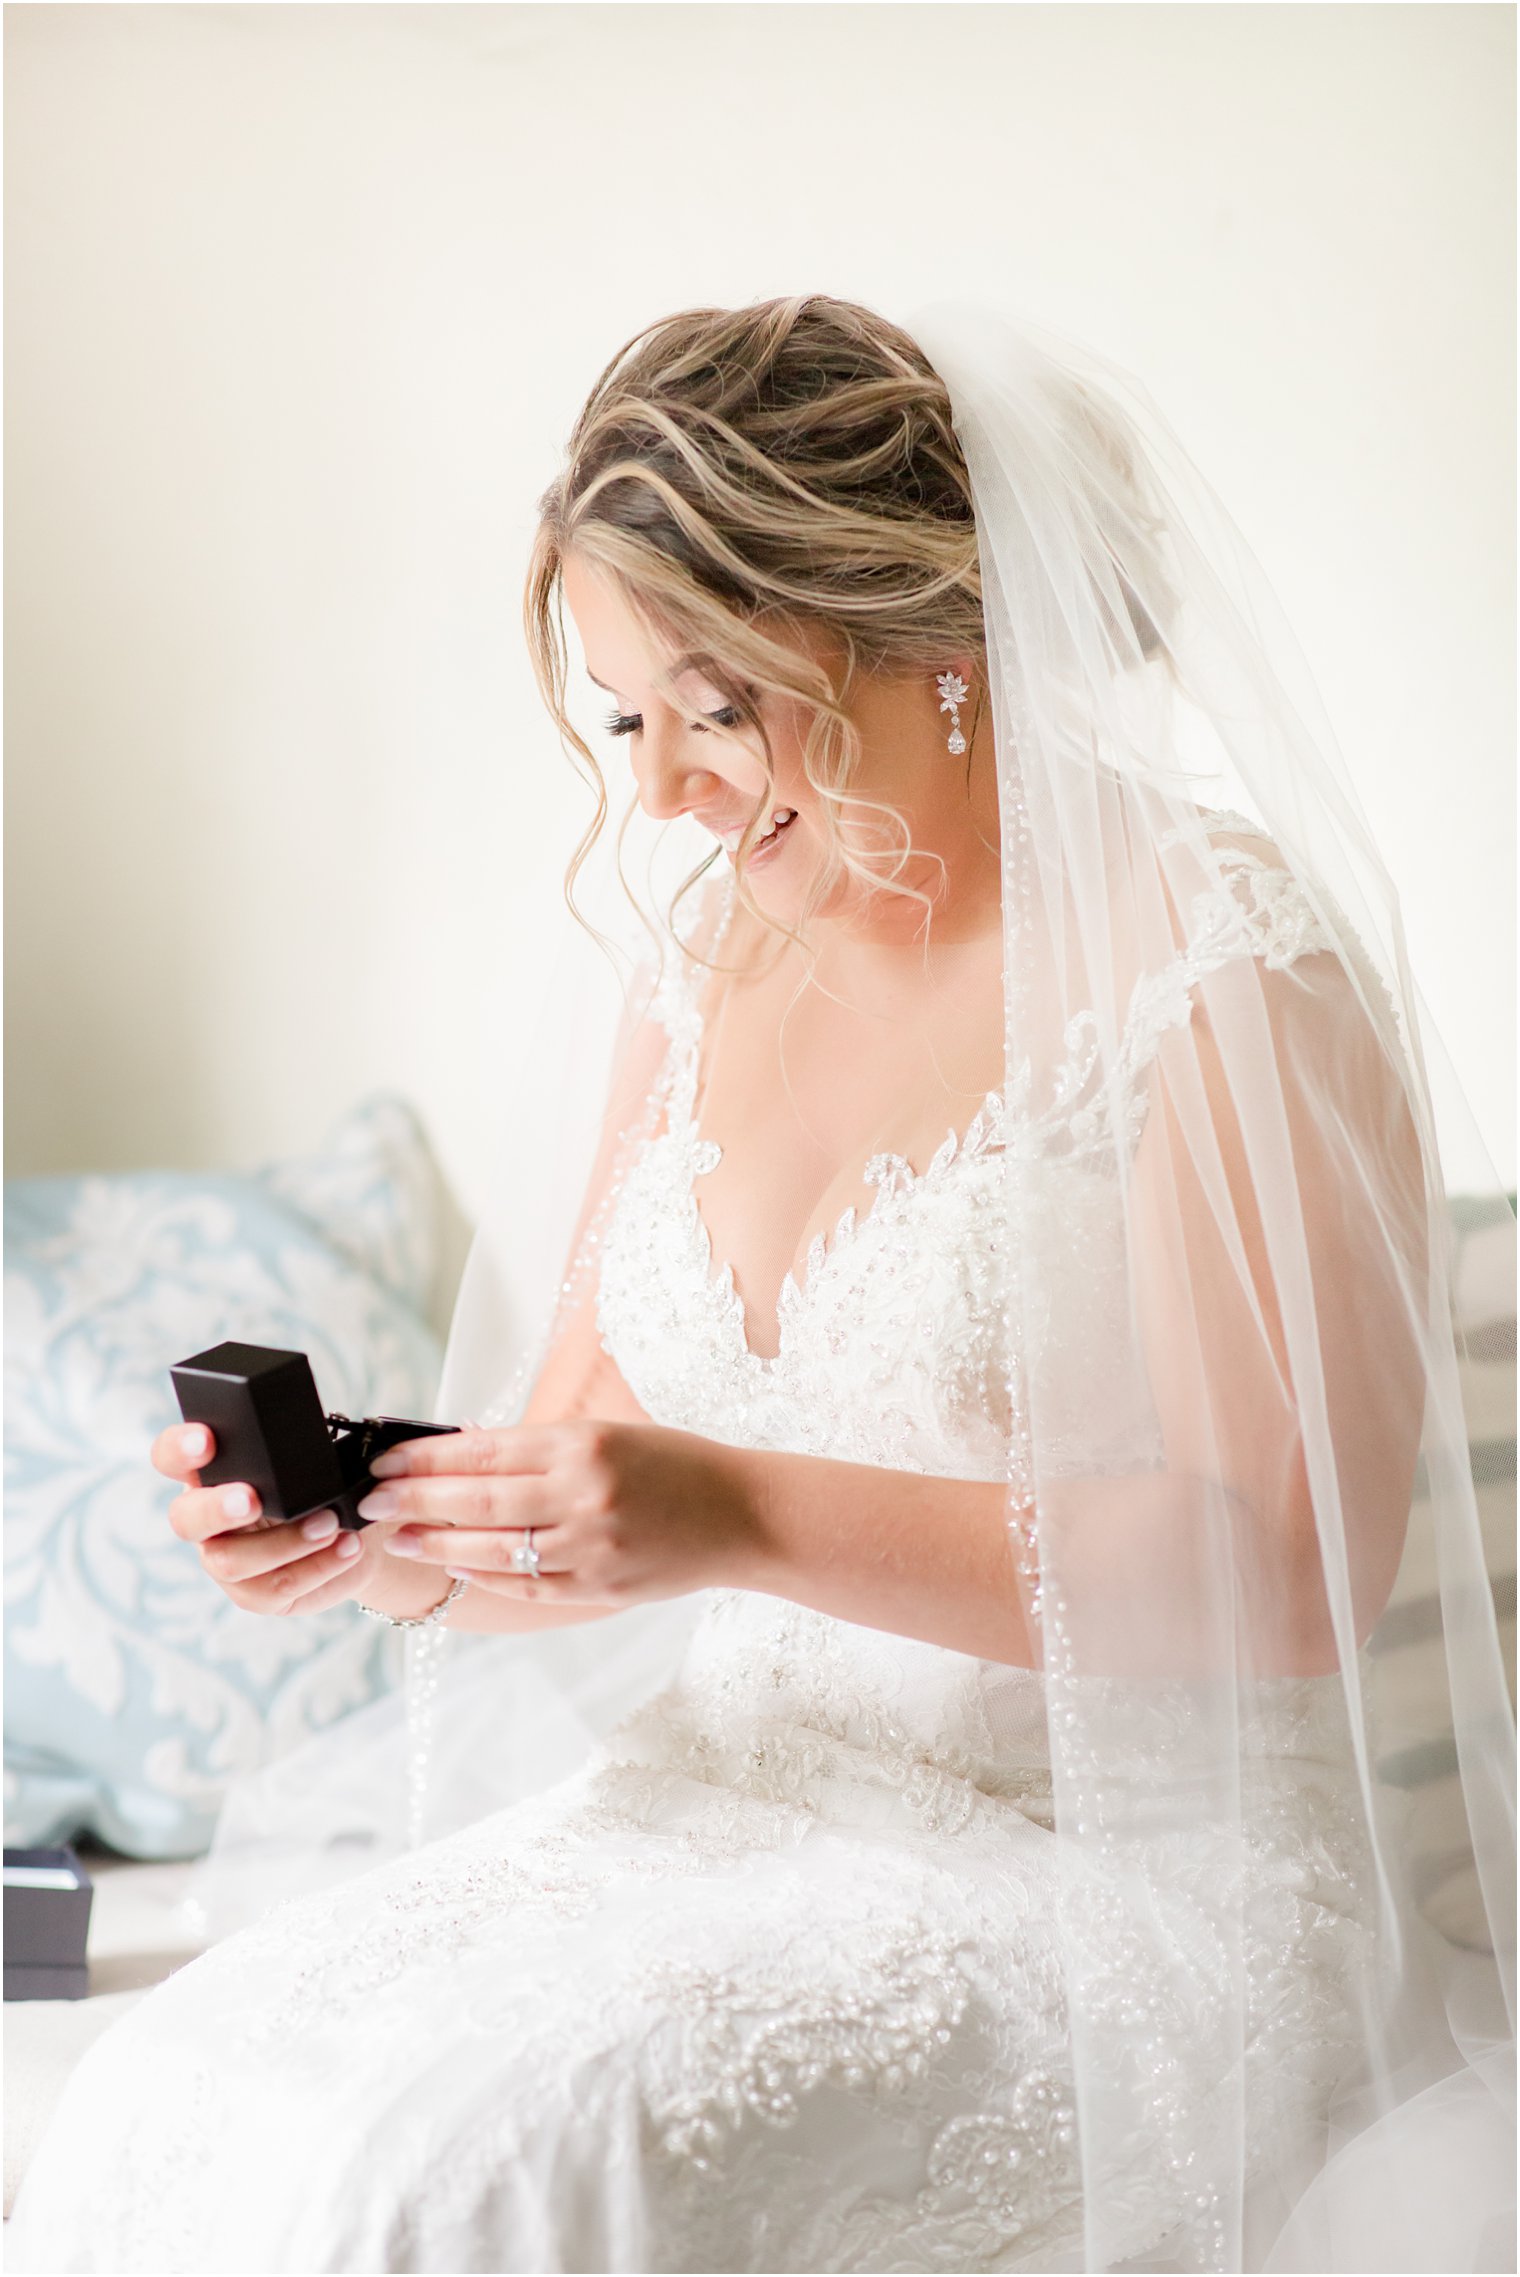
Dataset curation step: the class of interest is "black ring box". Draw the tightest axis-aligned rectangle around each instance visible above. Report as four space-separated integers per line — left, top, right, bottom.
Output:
169 1342 458 1530
4 1846 93 2001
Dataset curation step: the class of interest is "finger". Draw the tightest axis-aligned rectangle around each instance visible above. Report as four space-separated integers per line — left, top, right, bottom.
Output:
449 1567 634 1607
152 1423 217 1485
278 1566 373 1615
356 1474 557 1530
443 1567 596 1604
272 1536 374 1608
204 1512 360 1587
169 1481 267 1544
367 1424 566 1482
243 1533 368 1610
385 1525 572 1574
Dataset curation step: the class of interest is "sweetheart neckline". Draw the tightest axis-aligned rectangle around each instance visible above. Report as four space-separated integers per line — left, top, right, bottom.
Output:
671 1067 1008 1370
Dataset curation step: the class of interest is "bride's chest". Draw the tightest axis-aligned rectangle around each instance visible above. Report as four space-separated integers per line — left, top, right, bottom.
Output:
596 1093 1027 1477
594 918 1158 1478
685 959 1007 1318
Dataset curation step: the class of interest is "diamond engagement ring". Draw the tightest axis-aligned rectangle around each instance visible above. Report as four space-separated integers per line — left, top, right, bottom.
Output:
510 1528 541 1578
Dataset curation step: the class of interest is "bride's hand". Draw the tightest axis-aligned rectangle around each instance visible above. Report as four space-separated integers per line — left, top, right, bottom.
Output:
354 1421 763 1605
151 1422 377 1615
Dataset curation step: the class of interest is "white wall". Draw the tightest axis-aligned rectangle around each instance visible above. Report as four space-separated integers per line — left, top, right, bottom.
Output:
7 2 1513 1311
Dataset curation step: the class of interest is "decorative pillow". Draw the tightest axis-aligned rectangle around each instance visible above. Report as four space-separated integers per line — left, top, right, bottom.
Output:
3 1096 445 1858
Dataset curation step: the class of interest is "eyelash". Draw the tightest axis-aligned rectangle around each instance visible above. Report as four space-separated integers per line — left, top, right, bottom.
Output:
602 706 744 738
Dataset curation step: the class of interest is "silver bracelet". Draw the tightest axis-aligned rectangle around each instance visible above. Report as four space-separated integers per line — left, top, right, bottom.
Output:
356 1575 467 1629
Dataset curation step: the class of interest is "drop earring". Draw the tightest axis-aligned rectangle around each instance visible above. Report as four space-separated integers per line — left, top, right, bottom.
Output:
936 670 970 756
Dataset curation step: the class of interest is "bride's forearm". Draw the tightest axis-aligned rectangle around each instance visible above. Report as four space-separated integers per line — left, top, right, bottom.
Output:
712 1448 1350 1681
718 1445 1038 1669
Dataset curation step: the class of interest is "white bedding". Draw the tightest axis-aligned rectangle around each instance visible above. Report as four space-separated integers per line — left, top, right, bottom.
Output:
4 1852 206 2219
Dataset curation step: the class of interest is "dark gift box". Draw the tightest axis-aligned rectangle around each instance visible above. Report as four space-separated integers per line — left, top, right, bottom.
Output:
170 1341 458 1531
4 1846 94 2000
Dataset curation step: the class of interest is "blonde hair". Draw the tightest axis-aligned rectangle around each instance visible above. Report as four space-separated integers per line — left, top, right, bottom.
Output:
523 293 992 964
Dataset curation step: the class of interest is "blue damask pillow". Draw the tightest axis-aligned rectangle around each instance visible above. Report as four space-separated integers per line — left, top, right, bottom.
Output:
3 1097 445 1858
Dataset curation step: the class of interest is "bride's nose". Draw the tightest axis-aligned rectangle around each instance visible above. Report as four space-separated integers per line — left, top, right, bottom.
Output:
632 733 723 823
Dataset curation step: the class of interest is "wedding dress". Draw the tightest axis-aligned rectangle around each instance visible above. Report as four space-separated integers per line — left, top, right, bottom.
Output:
6 847 1380 2277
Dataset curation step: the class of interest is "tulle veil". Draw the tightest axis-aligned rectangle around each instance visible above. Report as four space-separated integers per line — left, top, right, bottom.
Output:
180 296 1514 2273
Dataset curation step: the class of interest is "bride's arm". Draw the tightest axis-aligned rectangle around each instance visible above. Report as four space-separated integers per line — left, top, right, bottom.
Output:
719 1446 1037 1666
370 1415 1041 1662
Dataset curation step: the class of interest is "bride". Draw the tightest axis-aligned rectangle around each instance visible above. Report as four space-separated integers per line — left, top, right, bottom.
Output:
6 295 1513 2275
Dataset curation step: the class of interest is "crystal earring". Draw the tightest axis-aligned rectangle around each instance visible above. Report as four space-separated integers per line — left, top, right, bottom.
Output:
936 670 970 756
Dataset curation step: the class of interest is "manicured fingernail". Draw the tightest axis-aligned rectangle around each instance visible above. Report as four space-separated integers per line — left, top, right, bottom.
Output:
182 1427 210 1462
301 1512 339 1542
221 1486 253 1521
335 1534 362 1560
367 1451 408 1480
387 1533 422 1559
357 1487 399 1520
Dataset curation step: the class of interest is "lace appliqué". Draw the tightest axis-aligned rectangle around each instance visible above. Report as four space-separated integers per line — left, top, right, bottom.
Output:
648 1920 978 2166
1019 843 1344 1169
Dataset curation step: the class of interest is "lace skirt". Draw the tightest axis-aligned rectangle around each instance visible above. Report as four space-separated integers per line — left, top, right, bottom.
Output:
5 1612 1371 2275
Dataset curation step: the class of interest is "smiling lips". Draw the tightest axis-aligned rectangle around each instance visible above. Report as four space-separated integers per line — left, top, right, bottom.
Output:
715 807 798 860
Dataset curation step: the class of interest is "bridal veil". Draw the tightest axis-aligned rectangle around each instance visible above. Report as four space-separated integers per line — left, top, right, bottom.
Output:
187 297 1515 2273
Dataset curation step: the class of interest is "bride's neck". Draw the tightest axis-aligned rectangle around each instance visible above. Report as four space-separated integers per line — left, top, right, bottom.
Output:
799 853 1004 996
813 709 1004 964
814 828 1001 951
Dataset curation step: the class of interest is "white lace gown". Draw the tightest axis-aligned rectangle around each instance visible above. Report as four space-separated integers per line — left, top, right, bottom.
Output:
6 844 1375 2275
